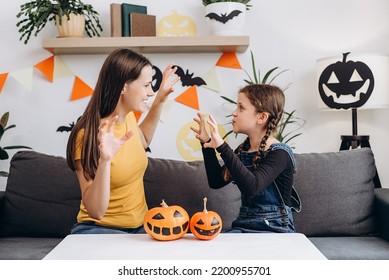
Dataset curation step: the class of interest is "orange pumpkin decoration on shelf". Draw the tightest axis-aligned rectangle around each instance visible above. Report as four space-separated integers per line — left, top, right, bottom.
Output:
190 197 222 240
144 199 189 241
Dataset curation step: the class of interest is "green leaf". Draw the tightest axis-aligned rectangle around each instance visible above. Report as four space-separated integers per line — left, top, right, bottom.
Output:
222 130 234 139
4 145 32 150
0 125 4 141
220 96 237 104
250 50 259 83
262 67 279 84
0 112 9 128
4 124 16 131
0 147 9 160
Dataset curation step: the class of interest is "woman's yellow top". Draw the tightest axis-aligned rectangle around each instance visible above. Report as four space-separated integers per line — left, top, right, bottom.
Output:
75 112 148 228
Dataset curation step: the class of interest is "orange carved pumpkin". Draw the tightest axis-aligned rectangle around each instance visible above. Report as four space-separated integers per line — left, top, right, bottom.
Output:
190 197 222 240
144 199 189 241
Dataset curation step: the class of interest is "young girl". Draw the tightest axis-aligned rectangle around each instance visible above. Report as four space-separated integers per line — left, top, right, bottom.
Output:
66 49 179 234
192 84 301 233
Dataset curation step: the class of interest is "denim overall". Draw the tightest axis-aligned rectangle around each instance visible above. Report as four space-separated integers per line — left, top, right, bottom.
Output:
228 143 301 233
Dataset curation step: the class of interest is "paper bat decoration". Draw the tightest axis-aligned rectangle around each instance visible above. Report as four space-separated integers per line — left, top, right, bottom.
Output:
57 116 81 133
172 65 207 87
205 10 242 24
57 122 75 132
152 65 162 92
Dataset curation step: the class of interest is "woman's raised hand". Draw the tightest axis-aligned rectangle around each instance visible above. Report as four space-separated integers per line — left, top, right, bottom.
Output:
98 115 134 161
156 64 181 102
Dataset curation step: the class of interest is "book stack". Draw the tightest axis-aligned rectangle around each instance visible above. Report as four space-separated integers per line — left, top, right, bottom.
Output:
110 3 156 37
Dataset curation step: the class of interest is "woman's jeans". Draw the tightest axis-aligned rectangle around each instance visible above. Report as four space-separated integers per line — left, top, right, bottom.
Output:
71 222 145 234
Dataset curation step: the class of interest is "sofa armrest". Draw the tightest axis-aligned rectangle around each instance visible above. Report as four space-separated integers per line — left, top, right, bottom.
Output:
375 188 389 241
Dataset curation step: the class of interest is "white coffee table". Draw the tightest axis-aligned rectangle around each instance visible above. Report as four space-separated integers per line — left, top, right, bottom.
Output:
43 233 327 260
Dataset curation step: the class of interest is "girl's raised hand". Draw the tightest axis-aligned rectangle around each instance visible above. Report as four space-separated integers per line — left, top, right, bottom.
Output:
98 115 134 161
191 112 210 143
204 114 224 149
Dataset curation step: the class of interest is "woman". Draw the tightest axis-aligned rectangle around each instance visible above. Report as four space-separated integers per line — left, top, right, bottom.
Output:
66 49 179 234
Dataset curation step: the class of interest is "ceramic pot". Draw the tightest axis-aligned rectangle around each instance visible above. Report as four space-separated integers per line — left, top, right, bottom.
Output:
204 2 246 36
55 13 85 38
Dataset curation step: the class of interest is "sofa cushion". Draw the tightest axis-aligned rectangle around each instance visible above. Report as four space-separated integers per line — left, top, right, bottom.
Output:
0 237 63 260
293 148 376 237
0 151 81 237
309 237 389 260
144 158 241 230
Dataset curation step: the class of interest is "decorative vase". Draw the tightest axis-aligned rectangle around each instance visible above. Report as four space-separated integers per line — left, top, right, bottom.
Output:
204 2 246 36
55 13 85 38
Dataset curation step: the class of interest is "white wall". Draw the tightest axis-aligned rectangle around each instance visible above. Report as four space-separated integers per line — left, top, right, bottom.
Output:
1 0 389 190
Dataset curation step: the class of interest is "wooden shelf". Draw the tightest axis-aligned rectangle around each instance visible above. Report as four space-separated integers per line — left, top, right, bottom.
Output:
42 36 249 54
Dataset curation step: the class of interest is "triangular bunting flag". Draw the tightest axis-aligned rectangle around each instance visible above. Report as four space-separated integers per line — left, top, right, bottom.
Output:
216 53 242 69
70 76 93 101
133 111 142 123
54 55 74 79
159 99 174 123
34 56 54 82
9 67 34 91
0 73 8 94
201 67 221 93
175 85 200 110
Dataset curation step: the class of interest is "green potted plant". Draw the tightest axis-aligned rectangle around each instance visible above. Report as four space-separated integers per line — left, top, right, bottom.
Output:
221 50 306 148
16 0 103 44
0 112 32 177
202 0 252 35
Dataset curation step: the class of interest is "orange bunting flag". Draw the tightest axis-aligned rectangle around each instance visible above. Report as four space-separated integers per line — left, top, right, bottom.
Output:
133 111 142 123
175 85 200 110
0 73 8 94
70 76 93 101
216 52 242 69
34 56 55 82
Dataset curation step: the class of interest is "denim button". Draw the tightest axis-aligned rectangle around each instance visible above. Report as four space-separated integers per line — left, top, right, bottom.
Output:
280 209 287 214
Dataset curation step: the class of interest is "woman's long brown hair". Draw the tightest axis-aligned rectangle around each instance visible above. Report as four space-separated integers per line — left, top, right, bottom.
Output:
223 84 285 182
66 49 152 179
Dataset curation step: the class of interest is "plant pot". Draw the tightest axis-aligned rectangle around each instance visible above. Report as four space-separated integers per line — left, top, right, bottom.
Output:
55 13 85 38
204 2 246 36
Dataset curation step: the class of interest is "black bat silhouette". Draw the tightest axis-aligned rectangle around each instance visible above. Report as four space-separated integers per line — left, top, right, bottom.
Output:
172 65 207 87
57 116 81 133
57 122 75 132
205 10 242 24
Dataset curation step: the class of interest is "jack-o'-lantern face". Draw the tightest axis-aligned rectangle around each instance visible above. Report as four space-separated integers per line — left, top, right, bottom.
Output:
318 52 375 109
191 215 222 238
189 198 222 240
177 119 227 161
144 200 189 241
157 10 197 37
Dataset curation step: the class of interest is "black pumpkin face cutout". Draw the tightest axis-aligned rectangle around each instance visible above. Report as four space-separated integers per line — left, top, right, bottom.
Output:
318 52 375 109
143 201 190 241
193 217 221 237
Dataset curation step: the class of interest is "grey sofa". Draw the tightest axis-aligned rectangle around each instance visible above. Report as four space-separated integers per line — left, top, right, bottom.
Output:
0 148 389 260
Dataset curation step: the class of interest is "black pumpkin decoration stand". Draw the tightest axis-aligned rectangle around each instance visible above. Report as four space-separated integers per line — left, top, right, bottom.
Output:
339 108 370 150
318 52 381 188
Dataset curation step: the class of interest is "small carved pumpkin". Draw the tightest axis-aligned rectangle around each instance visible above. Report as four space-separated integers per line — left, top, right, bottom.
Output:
190 197 222 240
318 52 375 109
144 199 189 241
